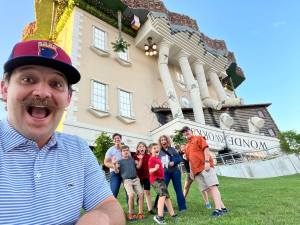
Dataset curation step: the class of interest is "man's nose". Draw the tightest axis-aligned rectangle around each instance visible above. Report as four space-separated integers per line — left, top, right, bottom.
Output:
32 83 52 99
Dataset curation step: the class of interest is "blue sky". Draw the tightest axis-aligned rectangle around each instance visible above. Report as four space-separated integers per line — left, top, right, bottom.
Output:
1 0 299 132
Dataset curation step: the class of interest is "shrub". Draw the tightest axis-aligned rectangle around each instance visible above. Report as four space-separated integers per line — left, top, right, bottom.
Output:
278 130 300 154
94 132 114 163
171 129 186 149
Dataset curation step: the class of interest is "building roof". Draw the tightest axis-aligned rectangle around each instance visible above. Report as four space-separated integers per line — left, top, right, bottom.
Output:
22 0 246 88
152 103 279 137
152 103 272 112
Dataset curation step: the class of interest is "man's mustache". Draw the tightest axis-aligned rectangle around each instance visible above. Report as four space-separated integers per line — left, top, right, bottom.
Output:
21 97 61 110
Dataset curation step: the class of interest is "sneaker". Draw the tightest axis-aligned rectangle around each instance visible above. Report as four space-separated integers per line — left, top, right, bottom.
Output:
127 213 137 221
136 213 144 220
148 209 156 215
205 202 212 209
212 209 223 218
153 215 166 224
171 214 178 220
221 208 229 213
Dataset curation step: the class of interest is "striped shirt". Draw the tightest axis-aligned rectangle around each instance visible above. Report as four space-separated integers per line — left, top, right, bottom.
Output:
0 120 113 225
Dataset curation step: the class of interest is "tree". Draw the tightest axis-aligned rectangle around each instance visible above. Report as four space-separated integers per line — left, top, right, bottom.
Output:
171 129 186 149
94 132 114 164
278 130 300 154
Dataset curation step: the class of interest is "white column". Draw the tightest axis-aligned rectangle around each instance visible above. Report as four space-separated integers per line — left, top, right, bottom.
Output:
176 51 205 124
208 70 228 103
193 60 222 110
158 41 184 119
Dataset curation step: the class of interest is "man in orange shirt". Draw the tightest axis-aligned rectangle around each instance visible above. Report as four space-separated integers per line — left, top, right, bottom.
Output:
181 126 228 218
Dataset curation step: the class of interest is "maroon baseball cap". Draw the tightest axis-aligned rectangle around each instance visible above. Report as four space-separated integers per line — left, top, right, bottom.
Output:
4 40 81 85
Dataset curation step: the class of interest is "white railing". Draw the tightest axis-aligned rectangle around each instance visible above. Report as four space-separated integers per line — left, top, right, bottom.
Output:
213 147 282 166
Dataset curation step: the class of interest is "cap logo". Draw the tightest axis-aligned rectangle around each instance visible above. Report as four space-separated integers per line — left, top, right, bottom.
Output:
38 41 58 59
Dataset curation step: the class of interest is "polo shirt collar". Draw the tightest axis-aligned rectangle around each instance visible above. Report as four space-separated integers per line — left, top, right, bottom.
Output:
188 135 197 143
1 120 57 152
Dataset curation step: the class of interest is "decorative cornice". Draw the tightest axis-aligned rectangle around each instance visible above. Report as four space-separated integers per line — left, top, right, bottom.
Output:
122 0 199 32
152 103 272 112
175 50 189 61
168 12 198 31
200 33 228 56
121 0 231 58
227 51 236 63
121 0 167 13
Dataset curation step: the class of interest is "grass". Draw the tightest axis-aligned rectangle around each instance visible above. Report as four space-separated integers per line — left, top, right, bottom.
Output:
117 174 300 225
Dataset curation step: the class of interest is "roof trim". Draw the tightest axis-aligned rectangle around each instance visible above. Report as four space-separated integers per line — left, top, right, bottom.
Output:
152 103 272 113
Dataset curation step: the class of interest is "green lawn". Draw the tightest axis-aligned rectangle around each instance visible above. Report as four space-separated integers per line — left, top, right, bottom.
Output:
117 174 300 225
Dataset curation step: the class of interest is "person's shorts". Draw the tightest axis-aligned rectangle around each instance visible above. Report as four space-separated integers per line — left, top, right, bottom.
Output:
140 178 151 191
194 168 219 191
151 179 170 198
124 177 143 195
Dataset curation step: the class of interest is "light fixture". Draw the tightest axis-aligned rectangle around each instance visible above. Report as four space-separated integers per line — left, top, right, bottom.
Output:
131 15 141 30
144 37 158 56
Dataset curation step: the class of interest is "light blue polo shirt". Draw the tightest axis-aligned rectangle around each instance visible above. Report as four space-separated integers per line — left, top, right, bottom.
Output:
105 145 122 172
0 120 113 225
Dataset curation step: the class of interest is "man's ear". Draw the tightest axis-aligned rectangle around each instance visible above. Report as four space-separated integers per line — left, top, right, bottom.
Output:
0 80 8 102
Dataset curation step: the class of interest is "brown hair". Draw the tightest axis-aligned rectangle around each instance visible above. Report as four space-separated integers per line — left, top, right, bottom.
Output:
112 133 122 139
158 135 172 148
2 72 11 82
148 143 159 152
121 145 130 151
136 141 148 154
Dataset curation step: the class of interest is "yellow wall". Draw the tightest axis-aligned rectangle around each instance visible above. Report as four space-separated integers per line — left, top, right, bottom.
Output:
55 9 75 131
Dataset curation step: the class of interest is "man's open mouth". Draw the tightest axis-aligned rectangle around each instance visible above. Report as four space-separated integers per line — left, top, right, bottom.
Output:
27 106 51 119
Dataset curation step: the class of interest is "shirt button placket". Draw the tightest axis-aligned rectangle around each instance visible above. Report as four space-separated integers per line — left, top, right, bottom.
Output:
35 150 43 181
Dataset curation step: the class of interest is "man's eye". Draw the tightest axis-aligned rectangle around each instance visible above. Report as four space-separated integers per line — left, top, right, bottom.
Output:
21 77 34 84
51 81 65 89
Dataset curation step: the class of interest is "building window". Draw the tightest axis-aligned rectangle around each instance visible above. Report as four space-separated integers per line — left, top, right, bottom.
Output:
93 27 107 51
118 89 133 118
118 50 129 61
91 80 108 112
257 110 265 118
268 128 276 137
